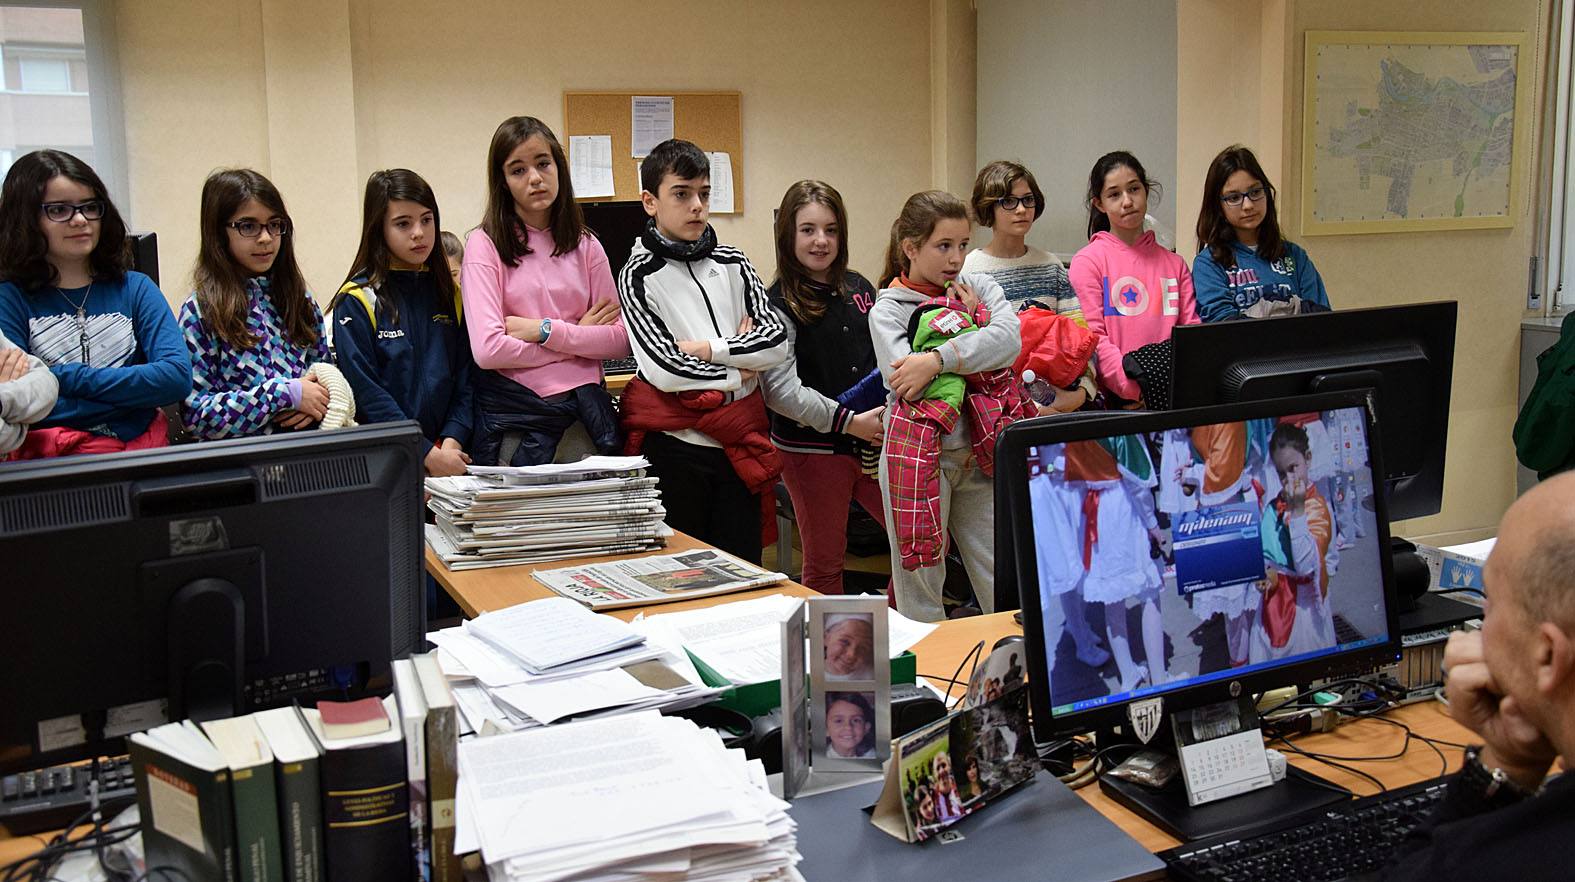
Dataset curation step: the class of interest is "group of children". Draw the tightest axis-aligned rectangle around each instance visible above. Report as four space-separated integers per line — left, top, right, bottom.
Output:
0 116 1331 624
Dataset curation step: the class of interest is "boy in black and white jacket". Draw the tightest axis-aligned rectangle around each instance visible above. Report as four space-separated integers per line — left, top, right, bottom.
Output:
617 139 788 561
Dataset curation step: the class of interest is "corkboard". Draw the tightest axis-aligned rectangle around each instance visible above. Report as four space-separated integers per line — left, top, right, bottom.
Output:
563 90 743 212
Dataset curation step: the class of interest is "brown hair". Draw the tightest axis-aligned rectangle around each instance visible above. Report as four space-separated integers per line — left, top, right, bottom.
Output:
1195 144 1285 268
880 190 968 286
772 180 850 324
480 116 585 264
970 160 1045 228
192 168 318 351
440 230 463 261
331 168 458 327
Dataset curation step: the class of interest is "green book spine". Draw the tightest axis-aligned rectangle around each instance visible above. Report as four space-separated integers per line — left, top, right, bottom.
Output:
275 753 324 882
230 762 284 882
423 701 459 882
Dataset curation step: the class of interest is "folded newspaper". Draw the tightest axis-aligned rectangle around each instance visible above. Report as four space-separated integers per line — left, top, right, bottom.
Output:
533 549 788 610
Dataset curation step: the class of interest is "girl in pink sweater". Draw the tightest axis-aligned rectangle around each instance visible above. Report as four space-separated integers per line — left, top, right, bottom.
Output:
1068 151 1198 404
462 117 632 465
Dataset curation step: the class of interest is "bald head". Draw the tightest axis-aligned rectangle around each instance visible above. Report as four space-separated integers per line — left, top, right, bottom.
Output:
1494 473 1575 631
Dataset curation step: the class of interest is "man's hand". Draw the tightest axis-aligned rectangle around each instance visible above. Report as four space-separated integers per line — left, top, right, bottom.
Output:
579 300 620 326
847 406 885 444
889 351 943 401
1444 630 1557 789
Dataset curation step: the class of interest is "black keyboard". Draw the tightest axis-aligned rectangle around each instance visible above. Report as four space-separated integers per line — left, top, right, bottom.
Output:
1162 775 1451 881
603 356 639 375
0 756 138 835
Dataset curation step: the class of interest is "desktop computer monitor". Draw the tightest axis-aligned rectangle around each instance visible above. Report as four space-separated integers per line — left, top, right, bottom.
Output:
0 423 427 774
997 391 1402 837
1169 301 1456 522
581 200 650 278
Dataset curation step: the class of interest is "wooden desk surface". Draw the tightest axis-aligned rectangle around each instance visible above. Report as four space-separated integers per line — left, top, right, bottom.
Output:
606 372 632 395
912 612 1475 854
425 530 819 619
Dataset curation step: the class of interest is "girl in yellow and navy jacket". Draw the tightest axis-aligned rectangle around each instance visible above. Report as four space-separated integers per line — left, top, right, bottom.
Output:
331 169 476 477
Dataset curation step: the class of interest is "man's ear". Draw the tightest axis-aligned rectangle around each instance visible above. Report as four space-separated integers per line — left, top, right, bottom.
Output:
1535 622 1574 696
641 189 658 218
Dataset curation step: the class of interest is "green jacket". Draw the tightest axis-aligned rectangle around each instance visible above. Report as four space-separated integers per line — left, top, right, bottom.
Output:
1514 311 1575 479
909 303 978 410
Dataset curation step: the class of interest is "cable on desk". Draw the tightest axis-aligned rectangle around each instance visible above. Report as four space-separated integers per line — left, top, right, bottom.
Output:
916 639 987 710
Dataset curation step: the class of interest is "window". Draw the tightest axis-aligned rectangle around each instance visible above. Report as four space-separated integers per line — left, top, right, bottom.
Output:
0 2 127 208
17 55 71 92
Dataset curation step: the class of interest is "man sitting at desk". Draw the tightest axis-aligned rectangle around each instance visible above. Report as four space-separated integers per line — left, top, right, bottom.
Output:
1382 473 1575 880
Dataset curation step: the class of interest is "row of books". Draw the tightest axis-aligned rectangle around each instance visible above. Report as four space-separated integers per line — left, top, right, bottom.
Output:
128 654 460 882
424 456 669 570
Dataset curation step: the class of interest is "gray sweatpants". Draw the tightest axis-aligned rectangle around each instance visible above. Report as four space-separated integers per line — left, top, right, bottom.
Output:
879 444 997 622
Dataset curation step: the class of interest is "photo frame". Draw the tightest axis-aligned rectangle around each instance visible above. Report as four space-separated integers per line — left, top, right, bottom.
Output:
807 595 890 773
779 600 811 799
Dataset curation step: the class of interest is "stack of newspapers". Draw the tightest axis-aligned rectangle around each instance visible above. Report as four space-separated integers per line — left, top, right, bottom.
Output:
426 597 725 736
424 456 668 570
456 712 799 881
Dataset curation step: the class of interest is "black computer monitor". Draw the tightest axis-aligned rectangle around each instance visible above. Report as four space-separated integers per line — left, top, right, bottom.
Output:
0 423 427 774
1169 301 1456 522
581 200 650 278
997 391 1402 839
127 231 159 287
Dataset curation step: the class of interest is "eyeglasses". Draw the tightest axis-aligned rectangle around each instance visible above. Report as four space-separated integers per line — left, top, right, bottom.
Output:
1221 186 1268 207
227 218 290 239
996 194 1038 211
41 201 105 223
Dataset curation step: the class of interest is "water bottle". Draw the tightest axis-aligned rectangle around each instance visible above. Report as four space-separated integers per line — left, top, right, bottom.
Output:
1022 369 1055 407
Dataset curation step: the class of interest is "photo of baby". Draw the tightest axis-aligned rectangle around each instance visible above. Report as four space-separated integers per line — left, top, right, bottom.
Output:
823 613 875 681
825 691 877 759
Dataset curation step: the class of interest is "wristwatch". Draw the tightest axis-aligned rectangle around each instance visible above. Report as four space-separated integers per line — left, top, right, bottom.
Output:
539 318 553 343
1460 745 1537 806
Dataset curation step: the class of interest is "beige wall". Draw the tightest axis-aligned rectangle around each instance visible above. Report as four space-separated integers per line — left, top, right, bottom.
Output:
115 0 946 305
1178 0 1551 543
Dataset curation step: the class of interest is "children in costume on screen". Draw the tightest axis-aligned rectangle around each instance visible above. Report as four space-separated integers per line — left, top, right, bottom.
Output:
1249 422 1337 663
1031 443 1112 676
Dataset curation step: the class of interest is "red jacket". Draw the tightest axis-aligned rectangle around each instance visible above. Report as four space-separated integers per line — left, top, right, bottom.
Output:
619 377 781 544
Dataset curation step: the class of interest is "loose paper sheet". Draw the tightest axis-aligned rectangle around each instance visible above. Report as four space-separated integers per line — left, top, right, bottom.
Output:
569 135 615 198
631 96 674 157
706 152 735 214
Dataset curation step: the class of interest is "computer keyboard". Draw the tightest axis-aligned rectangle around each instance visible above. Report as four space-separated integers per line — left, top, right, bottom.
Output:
603 356 639 375
1161 775 1450 881
0 756 138 835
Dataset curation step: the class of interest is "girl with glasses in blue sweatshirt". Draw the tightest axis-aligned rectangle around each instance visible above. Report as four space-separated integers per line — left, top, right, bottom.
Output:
1192 145 1329 323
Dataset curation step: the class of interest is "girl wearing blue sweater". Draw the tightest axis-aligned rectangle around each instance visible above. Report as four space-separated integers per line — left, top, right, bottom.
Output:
180 169 332 440
1192 146 1329 323
0 150 190 457
332 169 476 477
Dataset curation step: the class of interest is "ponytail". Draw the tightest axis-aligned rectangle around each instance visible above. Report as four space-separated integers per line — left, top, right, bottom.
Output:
881 190 967 286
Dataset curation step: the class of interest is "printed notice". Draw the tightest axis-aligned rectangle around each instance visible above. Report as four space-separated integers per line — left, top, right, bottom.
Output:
706 152 735 214
569 135 616 198
146 765 207 853
631 96 674 157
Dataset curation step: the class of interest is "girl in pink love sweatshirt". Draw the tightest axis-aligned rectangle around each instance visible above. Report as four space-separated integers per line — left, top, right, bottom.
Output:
1068 151 1198 403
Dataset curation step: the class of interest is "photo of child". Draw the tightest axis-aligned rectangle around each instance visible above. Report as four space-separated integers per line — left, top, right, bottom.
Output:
1029 408 1388 713
825 691 877 758
823 613 875 681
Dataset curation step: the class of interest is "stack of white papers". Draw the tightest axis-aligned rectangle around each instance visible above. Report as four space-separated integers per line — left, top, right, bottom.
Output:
427 598 725 735
425 456 670 570
457 712 798 881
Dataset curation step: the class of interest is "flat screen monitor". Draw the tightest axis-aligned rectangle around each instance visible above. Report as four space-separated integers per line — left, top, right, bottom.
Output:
0 423 426 774
1169 301 1456 522
581 200 650 280
997 391 1401 744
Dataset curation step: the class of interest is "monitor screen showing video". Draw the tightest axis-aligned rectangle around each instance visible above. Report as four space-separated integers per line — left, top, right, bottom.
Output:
1026 406 1392 717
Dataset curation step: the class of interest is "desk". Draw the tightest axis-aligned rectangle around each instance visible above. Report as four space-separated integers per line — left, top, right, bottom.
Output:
606 372 633 395
425 530 820 619
911 612 1476 853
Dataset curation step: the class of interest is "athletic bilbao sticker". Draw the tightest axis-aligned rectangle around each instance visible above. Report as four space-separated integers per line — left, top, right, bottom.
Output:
1128 697 1164 744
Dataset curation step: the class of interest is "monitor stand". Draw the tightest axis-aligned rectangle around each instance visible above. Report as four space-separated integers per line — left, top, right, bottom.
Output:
1090 720 1351 842
1098 762 1350 842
